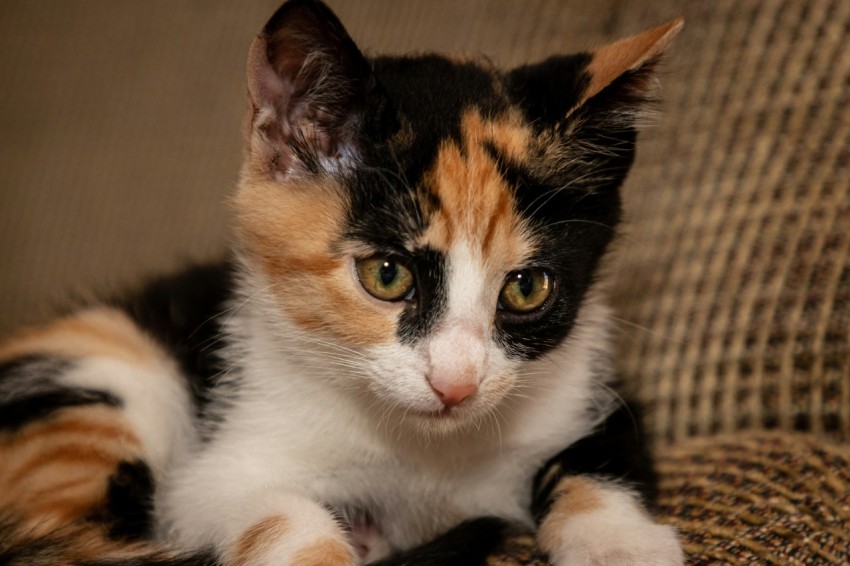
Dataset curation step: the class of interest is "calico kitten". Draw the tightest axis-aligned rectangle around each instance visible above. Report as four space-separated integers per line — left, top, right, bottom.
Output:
0 1 684 564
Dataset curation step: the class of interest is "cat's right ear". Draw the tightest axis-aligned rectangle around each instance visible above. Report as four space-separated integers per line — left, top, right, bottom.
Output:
245 0 380 180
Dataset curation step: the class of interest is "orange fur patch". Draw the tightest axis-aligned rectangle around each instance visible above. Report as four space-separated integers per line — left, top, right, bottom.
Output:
421 109 533 264
234 172 395 346
0 307 169 367
231 514 291 566
291 538 355 566
537 476 605 553
582 19 684 106
0 406 141 522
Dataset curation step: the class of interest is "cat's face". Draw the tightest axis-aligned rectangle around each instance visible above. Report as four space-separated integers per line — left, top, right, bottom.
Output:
234 0 679 432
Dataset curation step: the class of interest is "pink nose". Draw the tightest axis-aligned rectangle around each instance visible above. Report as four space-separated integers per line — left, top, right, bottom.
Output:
429 380 477 407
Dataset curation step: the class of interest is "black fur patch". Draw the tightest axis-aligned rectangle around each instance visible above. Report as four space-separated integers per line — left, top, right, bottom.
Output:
342 55 511 237
0 389 122 432
493 217 618 361
531 400 659 523
370 517 510 566
396 246 449 344
489 159 623 360
89 460 156 542
0 355 70 388
506 54 592 130
0 355 121 431
118 261 234 421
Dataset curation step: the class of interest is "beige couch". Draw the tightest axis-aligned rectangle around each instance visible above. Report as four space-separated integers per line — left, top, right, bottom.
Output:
2 1 848 563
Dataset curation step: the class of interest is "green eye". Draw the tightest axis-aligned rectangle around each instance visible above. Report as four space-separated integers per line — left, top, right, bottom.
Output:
499 269 553 313
356 257 415 302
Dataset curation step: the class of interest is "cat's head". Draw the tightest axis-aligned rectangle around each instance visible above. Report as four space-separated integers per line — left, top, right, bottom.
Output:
233 0 680 433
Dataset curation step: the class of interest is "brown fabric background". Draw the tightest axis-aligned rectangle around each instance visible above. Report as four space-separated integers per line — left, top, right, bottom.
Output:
2 1 850 563
612 0 850 446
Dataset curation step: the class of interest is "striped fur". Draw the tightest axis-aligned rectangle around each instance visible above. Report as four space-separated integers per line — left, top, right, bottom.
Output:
0 1 683 564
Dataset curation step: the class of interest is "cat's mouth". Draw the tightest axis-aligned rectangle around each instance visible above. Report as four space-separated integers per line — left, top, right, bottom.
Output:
406 406 469 433
415 406 457 419
410 398 484 425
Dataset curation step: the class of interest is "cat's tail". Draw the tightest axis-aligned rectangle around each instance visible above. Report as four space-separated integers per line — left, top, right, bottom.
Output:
0 513 220 566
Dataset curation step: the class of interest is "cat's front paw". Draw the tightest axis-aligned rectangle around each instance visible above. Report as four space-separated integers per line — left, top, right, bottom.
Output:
541 510 683 565
537 477 683 566
221 492 359 566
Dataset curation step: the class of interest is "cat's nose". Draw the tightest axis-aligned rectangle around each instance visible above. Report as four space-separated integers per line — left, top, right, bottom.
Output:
429 380 477 407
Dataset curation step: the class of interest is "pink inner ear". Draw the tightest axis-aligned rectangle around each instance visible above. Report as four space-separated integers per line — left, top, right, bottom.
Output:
243 11 371 179
246 37 290 118
244 35 345 177
581 18 684 104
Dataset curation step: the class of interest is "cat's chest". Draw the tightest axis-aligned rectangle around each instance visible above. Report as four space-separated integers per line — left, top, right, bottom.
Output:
308 434 535 548
221 383 536 545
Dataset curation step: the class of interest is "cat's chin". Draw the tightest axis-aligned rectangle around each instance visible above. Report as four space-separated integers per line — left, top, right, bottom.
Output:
411 406 456 420
403 404 489 435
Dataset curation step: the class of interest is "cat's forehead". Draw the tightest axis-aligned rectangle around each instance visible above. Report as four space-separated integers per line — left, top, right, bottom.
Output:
371 55 528 174
415 108 534 263
350 56 539 258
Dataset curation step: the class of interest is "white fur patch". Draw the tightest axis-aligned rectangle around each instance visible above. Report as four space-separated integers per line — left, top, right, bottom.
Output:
60 356 195 478
541 482 684 566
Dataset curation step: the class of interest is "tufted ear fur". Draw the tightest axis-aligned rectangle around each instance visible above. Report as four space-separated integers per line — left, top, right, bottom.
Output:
579 18 683 110
508 18 683 130
245 0 386 179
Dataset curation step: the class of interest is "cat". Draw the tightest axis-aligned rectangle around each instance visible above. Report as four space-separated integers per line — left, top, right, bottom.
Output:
0 1 684 565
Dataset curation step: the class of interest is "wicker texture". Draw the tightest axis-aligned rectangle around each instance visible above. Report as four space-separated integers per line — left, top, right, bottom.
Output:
612 0 850 444
654 433 850 564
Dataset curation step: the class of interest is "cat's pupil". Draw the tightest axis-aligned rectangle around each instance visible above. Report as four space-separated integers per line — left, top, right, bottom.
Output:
517 271 533 297
380 261 398 286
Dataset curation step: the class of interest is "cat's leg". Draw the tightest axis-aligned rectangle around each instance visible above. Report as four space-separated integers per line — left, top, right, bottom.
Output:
212 489 359 566
536 477 682 565
532 403 684 565
156 424 378 565
0 307 196 536
161 441 362 565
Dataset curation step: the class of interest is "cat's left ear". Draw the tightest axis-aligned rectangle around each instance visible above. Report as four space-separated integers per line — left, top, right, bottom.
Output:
575 18 683 110
508 18 683 126
245 0 387 179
